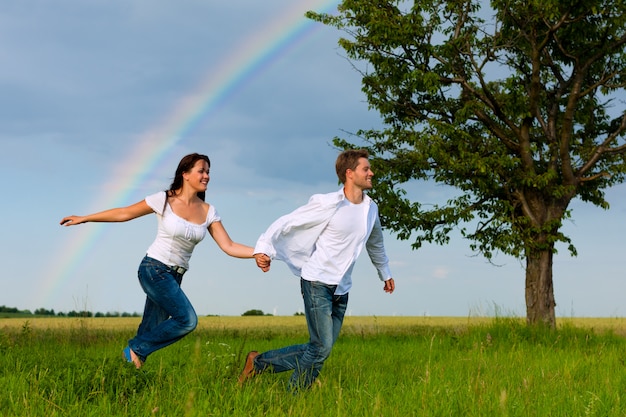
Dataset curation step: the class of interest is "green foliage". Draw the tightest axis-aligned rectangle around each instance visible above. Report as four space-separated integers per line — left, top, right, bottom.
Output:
242 309 267 316
309 0 626 325
0 305 32 317
1 318 626 416
0 306 141 319
310 0 626 258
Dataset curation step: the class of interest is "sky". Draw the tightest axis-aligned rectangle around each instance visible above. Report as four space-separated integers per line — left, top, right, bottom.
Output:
1 0 625 318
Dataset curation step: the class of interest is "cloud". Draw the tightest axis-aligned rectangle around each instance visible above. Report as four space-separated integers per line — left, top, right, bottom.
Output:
432 267 450 280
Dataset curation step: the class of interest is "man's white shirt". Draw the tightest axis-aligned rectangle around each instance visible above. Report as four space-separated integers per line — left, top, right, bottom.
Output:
254 187 392 295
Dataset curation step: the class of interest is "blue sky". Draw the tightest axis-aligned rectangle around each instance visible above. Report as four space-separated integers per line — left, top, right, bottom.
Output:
1 0 625 318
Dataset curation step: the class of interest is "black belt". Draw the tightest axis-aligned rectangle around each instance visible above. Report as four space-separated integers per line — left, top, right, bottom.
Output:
169 265 187 275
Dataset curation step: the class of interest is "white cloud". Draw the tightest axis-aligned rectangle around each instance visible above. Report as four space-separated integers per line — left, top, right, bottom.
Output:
432 267 450 280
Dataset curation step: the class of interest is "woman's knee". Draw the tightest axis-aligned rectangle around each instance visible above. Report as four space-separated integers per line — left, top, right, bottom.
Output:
186 312 198 331
177 310 198 332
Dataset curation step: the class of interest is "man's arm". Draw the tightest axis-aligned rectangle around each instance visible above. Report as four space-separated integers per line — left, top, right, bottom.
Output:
254 192 341 275
366 215 393 282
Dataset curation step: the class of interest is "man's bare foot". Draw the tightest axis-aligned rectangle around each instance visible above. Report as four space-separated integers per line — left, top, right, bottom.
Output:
238 351 259 385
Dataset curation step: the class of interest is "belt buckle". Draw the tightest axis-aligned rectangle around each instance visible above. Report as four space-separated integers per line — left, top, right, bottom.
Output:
173 265 185 275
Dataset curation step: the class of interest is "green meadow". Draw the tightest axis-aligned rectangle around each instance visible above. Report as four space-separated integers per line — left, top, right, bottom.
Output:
2 316 626 416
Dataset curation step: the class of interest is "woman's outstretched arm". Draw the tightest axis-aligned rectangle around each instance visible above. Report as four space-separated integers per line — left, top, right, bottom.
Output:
60 200 153 226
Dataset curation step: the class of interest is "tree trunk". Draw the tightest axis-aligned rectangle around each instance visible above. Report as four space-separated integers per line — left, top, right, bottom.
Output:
524 246 556 327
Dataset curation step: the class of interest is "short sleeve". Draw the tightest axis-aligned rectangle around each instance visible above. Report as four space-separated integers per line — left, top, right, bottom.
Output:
145 192 167 215
207 204 221 225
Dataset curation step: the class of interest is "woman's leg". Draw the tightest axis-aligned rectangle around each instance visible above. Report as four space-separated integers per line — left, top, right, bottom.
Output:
128 257 197 362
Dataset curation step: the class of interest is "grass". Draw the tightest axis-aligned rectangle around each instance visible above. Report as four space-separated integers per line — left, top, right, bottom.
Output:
1 316 626 416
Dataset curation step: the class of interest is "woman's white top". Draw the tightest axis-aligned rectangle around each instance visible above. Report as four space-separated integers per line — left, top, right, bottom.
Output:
145 191 221 270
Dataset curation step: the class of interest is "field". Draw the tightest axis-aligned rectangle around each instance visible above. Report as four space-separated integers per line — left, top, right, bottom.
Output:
2 315 626 416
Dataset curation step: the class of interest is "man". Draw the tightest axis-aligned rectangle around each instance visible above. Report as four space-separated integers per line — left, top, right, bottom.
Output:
239 149 395 391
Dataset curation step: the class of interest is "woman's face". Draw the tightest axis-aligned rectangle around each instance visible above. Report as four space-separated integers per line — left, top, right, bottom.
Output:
184 159 210 191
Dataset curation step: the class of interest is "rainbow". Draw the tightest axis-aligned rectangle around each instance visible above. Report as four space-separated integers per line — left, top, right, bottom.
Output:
40 1 340 308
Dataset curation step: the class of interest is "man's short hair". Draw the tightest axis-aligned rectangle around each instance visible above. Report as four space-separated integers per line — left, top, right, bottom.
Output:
336 149 369 184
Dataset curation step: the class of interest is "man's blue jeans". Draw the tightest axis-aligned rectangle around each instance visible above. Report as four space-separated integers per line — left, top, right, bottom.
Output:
254 278 348 390
128 256 198 362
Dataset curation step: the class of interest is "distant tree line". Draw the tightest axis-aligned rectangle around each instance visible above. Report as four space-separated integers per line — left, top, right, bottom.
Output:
1 306 305 318
0 305 140 318
241 309 305 317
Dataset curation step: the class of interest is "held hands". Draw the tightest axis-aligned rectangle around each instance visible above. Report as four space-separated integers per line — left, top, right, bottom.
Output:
383 278 395 294
254 253 271 272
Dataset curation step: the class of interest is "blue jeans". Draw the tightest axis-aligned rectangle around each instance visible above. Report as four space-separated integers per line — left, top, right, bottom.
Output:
254 278 348 391
128 256 198 362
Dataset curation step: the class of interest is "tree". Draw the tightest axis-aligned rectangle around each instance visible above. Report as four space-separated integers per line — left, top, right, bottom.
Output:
34 308 55 316
308 0 626 327
242 309 266 316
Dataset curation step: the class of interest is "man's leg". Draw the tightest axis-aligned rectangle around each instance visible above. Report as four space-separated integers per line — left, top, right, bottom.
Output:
287 279 336 391
239 279 341 390
238 343 308 385
331 292 349 344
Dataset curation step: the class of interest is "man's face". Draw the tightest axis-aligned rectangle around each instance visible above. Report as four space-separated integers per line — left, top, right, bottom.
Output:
349 157 374 190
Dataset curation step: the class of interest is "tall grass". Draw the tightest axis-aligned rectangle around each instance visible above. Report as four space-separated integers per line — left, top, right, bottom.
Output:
1 316 625 416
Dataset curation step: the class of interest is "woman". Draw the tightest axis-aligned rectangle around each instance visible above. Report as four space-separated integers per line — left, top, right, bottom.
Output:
60 153 269 368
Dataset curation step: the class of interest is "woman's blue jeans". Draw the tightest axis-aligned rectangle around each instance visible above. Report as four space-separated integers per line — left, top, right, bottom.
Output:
254 278 348 391
128 256 198 362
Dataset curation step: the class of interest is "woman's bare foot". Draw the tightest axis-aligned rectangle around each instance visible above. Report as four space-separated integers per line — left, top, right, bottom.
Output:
123 346 143 369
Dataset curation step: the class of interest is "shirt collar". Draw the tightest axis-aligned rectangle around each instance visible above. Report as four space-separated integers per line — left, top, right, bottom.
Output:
337 186 371 205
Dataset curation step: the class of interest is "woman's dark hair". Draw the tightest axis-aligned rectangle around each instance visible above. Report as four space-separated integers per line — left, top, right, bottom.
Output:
164 153 211 210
